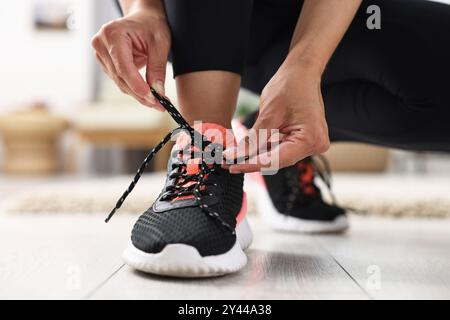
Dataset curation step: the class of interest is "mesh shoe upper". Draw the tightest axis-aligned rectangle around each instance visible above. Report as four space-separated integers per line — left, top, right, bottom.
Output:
131 124 245 257
263 160 345 221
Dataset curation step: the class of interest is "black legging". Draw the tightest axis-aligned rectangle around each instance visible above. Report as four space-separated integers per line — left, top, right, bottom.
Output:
163 0 450 152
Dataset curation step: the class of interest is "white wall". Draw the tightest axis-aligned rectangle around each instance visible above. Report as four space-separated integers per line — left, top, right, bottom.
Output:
432 0 450 4
0 0 107 115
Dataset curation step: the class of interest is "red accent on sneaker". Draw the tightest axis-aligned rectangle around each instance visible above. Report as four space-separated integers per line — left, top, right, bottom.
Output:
236 192 248 224
186 158 202 175
297 161 316 196
173 123 237 201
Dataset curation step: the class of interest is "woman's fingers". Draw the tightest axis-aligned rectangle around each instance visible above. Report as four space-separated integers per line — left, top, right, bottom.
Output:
95 52 163 111
146 36 169 96
92 34 164 111
223 115 277 167
94 52 130 94
225 123 329 173
227 132 311 174
92 9 172 112
107 41 152 101
98 21 152 100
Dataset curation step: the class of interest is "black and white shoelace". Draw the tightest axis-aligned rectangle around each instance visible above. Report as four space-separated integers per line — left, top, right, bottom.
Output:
105 87 235 234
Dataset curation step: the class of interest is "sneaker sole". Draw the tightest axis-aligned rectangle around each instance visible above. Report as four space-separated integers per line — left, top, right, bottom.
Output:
256 184 349 234
122 218 253 277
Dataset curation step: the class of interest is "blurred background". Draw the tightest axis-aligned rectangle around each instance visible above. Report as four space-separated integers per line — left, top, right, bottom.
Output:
0 0 450 218
0 0 449 301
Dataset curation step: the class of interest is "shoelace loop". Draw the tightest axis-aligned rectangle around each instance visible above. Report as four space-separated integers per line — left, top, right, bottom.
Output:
105 88 235 234
162 161 217 200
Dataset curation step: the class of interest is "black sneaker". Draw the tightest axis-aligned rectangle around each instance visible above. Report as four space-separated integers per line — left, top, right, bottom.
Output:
232 113 348 234
121 123 252 277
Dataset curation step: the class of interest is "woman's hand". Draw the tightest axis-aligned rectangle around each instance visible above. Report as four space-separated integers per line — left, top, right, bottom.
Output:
224 0 360 173
91 2 170 110
225 60 330 173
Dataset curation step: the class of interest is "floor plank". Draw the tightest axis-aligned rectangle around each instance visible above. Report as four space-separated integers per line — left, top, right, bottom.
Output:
0 214 134 299
1 182 449 300
90 218 367 300
315 216 450 300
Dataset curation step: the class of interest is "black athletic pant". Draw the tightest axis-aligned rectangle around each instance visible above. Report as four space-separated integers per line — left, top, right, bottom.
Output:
163 0 450 152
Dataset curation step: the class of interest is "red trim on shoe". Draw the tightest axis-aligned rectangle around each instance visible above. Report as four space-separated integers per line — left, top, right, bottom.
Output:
236 192 248 225
297 161 316 196
173 123 237 201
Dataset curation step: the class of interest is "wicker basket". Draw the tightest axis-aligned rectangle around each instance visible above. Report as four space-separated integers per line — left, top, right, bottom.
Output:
0 104 67 174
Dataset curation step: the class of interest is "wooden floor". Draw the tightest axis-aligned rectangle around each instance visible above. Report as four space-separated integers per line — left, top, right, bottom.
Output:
0 210 449 300
0 175 449 300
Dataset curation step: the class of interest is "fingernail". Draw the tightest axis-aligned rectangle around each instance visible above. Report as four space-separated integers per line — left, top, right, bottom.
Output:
153 80 165 95
145 103 164 112
154 105 165 112
145 93 156 105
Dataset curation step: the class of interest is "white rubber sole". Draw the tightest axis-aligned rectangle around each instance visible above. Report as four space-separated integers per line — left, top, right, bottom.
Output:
123 217 253 277
255 184 349 234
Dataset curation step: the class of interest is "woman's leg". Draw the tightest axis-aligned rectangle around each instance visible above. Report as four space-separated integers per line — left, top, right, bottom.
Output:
322 0 450 151
242 0 450 152
242 0 302 93
174 71 240 128
164 0 253 128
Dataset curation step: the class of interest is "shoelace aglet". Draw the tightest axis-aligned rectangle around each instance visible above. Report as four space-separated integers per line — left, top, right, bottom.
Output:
105 208 117 223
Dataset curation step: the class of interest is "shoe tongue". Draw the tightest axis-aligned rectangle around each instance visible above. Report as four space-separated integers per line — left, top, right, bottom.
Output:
171 123 234 201
175 123 234 150
185 158 201 175
174 123 234 190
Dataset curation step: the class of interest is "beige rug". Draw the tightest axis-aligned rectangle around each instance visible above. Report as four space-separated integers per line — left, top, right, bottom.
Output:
3 173 450 218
